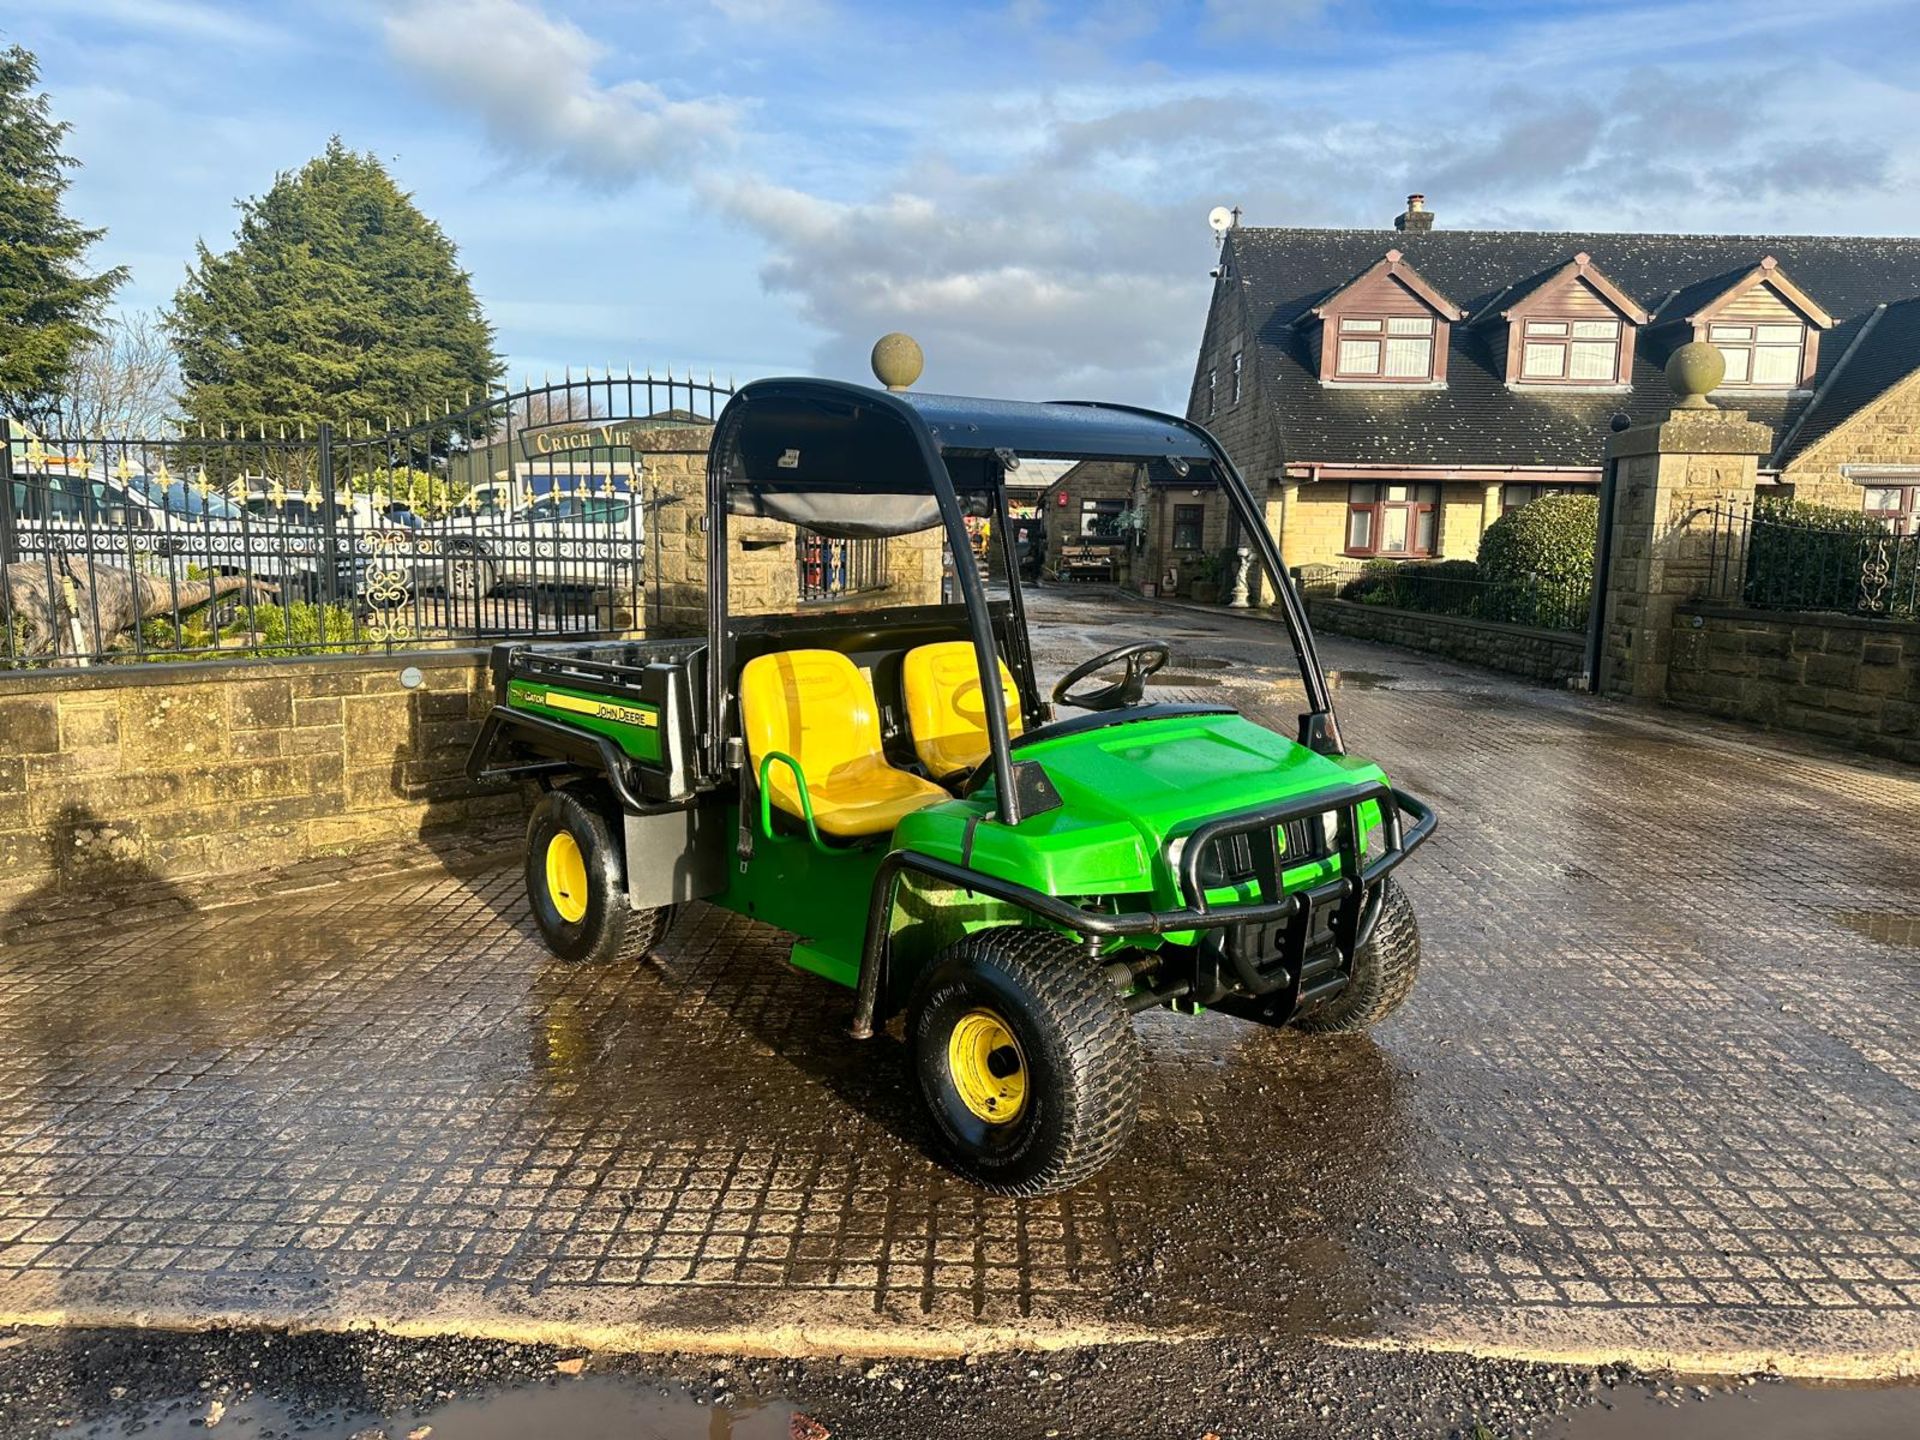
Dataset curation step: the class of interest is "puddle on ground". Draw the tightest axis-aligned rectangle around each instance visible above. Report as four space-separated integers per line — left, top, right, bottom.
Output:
1146 671 1225 686
73 1376 794 1439
1328 669 1399 690
1830 911 1920 949
1556 1380 1918 1439
1167 654 1234 671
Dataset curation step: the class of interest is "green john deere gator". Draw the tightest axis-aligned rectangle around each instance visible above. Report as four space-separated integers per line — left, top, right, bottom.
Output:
467 376 1435 1195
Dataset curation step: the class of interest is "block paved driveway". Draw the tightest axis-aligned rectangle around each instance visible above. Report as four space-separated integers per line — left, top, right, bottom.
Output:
0 589 1914 1375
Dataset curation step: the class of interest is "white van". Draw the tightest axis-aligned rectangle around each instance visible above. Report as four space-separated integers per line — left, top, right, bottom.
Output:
8 461 339 597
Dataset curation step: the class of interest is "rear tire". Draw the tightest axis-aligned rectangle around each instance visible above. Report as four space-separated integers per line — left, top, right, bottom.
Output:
907 928 1141 1195
525 787 672 964
1295 878 1420 1034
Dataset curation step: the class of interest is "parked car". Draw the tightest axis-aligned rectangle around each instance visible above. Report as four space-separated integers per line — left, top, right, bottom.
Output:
8 464 336 599
425 493 645 598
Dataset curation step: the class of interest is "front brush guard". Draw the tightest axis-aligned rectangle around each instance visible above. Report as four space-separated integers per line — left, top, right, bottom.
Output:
850 780 1435 1038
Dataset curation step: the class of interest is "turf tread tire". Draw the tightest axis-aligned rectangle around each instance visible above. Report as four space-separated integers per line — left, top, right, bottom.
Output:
614 904 673 963
525 787 672 966
1295 878 1420 1034
909 928 1141 1196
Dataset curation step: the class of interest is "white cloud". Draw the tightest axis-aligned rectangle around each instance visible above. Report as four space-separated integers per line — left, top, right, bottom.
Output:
381 0 738 186
32 0 291 46
708 144 1214 401
374 0 1919 401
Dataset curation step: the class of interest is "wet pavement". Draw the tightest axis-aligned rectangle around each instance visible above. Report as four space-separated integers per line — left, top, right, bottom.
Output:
0 588 1916 1392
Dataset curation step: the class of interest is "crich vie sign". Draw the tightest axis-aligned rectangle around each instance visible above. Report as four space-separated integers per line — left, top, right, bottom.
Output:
517 419 647 460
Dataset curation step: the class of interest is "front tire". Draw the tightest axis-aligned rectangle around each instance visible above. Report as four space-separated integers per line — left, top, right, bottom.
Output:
525 787 671 964
1295 878 1420 1034
907 928 1141 1195
446 547 498 599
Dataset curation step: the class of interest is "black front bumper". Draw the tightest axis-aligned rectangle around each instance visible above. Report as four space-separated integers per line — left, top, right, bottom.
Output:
850 780 1436 1037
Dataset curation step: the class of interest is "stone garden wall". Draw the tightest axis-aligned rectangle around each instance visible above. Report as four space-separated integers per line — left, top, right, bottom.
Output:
0 649 512 907
1666 604 1920 764
1306 596 1586 687
0 431 946 905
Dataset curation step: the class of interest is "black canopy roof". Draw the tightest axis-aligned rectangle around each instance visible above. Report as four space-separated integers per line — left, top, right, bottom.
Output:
899 390 1217 462
710 378 1215 537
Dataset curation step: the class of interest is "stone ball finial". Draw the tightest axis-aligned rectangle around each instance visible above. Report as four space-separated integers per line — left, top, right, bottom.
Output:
1665 341 1724 409
871 332 924 392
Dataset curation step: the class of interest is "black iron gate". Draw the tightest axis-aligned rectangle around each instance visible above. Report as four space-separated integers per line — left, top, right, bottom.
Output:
1 371 732 665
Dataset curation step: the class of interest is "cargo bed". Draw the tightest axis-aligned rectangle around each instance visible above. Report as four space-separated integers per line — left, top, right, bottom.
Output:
468 636 709 808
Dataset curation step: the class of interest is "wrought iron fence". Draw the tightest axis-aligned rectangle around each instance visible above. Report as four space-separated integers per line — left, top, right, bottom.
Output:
1300 560 1593 633
1704 500 1919 619
798 532 890 602
1 371 733 666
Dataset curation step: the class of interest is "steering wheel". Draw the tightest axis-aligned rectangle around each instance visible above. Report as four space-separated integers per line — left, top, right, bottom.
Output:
1051 641 1170 712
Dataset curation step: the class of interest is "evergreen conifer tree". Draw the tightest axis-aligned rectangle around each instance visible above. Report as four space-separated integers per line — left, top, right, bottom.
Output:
170 139 501 439
0 44 125 426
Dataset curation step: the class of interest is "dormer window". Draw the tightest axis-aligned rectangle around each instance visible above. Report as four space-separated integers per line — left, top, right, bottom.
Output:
1520 318 1622 381
1336 316 1436 380
1685 256 1832 391
1304 249 1463 386
1487 253 1646 388
1707 321 1805 387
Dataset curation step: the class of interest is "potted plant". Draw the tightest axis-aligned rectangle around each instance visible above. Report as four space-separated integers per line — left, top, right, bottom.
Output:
1189 549 1230 604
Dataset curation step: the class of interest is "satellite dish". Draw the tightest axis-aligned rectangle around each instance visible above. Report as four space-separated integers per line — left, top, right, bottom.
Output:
1208 205 1234 235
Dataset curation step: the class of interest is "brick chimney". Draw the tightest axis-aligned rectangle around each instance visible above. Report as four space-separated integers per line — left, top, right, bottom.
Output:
1395 193 1434 233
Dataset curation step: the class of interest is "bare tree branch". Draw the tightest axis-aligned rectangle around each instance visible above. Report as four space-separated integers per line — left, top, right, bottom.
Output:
57 311 180 437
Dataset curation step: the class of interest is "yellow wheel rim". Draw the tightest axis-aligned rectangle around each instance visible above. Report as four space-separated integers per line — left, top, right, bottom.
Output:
947 1008 1027 1125
545 830 589 924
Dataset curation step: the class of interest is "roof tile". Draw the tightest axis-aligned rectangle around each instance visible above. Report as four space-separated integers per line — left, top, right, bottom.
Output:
1222 227 1920 470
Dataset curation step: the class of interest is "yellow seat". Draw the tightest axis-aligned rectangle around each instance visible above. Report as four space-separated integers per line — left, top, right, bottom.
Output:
902 641 1024 782
740 649 949 839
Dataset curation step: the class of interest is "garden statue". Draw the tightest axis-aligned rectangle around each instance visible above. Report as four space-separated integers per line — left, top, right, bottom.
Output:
1228 545 1253 607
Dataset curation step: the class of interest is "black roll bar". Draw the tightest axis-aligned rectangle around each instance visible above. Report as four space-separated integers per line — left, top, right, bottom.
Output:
702 380 1350 831
704 385 1025 825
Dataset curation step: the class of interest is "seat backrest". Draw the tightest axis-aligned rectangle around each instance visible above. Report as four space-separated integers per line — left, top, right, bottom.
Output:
901 641 1023 781
739 648 888 793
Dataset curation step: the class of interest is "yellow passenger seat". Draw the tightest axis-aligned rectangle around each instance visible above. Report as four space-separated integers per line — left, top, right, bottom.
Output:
902 641 1024 784
739 648 949 839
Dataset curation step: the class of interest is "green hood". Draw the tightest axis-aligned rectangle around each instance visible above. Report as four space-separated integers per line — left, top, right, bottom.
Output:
895 710 1389 904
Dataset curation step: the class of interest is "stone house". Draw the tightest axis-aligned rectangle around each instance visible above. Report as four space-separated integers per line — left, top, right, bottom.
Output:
1037 458 1234 594
1188 197 1920 571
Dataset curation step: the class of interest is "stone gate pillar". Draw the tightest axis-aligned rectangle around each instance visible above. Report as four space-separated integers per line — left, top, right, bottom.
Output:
1599 344 1771 700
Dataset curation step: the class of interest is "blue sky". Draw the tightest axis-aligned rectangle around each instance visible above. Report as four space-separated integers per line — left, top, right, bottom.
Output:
11 0 1919 408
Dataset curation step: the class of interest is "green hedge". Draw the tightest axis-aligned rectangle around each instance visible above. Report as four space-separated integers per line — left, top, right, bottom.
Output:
1477 495 1598 585
1335 555 1589 632
1746 494 1902 615
1338 558 1480 607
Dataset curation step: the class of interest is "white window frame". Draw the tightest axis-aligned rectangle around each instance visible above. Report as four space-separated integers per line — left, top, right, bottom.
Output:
1334 315 1436 382
1708 321 1805 388
1518 318 1622 383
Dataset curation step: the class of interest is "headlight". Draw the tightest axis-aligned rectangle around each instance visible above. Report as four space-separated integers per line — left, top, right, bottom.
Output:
1166 836 1187 873
1320 812 1339 850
